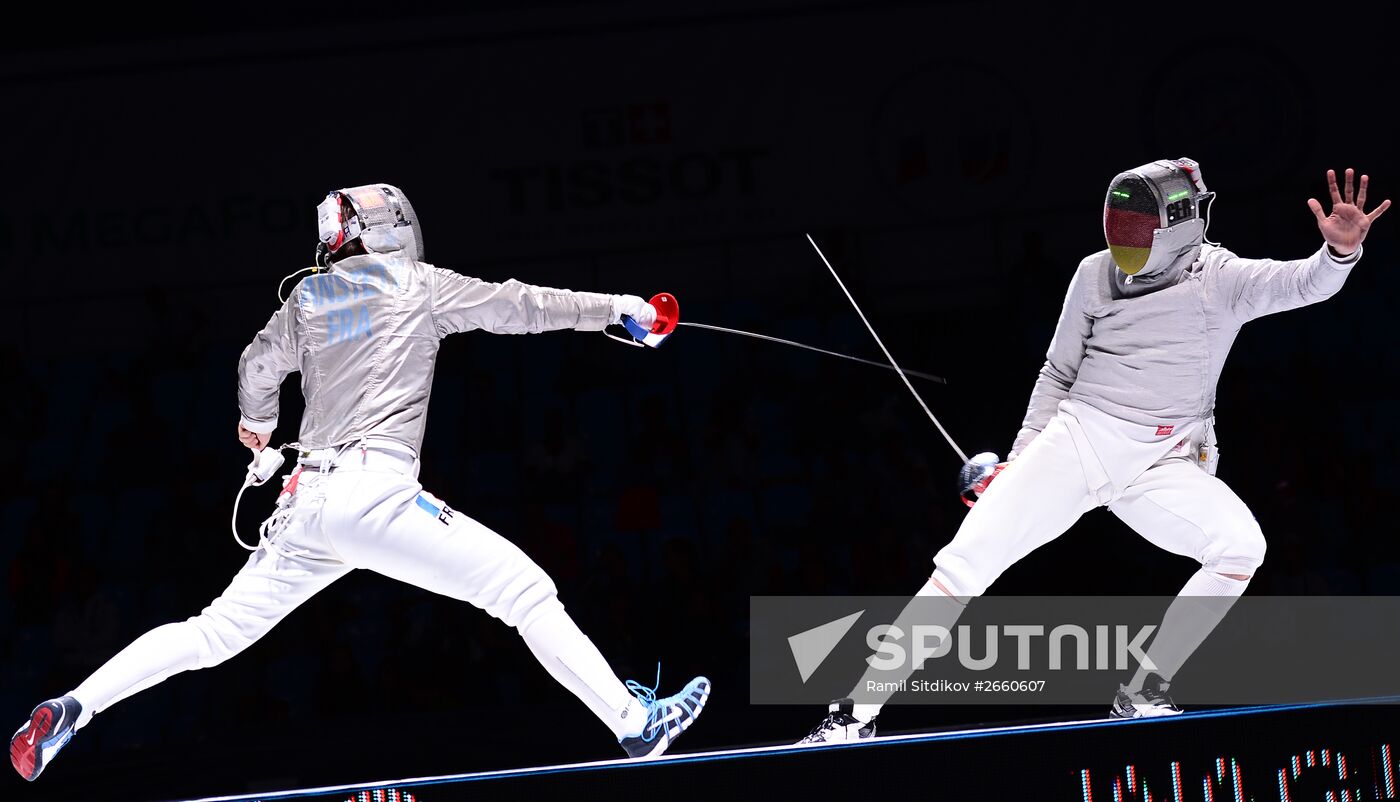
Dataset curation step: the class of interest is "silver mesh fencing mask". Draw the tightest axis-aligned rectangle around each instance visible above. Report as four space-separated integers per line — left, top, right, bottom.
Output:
316 184 424 263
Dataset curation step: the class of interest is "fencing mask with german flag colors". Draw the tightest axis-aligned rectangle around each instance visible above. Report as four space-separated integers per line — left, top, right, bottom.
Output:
1104 158 1215 277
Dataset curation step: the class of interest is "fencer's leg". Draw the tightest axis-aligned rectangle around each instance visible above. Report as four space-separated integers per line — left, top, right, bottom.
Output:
929 416 1104 599
1125 570 1248 694
848 578 965 723
330 480 648 739
1109 459 1264 694
67 547 348 729
518 608 649 738
848 416 1100 721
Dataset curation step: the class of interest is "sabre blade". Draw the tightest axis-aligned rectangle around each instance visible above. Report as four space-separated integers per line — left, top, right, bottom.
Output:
805 233 969 464
675 321 946 384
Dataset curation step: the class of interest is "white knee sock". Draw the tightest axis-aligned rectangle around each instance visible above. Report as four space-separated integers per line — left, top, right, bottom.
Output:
68 621 206 730
520 607 647 739
851 577 966 723
1128 569 1249 693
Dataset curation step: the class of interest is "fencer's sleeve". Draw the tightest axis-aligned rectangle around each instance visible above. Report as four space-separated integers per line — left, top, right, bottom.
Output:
237 288 303 435
1009 262 1093 459
1218 244 1361 322
427 266 617 337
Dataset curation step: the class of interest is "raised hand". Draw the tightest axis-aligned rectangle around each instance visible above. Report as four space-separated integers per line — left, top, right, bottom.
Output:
1308 168 1390 256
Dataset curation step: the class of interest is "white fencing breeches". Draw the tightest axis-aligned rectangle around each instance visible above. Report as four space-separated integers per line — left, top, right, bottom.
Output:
70 451 643 737
931 411 1266 599
850 409 1266 717
1106 460 1266 579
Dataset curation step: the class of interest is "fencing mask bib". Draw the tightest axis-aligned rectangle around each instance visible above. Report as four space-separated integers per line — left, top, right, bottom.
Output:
1104 158 1214 276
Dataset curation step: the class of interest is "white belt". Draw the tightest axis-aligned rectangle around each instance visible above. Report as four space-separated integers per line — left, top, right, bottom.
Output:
297 442 419 477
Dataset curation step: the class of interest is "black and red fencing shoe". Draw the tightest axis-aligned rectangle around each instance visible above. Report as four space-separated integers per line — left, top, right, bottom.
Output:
10 696 82 781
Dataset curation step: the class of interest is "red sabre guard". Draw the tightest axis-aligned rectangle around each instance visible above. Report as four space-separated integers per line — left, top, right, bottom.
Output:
619 293 679 347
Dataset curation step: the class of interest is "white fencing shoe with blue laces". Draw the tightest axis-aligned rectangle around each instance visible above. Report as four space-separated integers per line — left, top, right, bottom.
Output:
618 665 710 758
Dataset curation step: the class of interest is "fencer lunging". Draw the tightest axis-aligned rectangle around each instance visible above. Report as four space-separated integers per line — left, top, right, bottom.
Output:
799 163 1389 743
10 184 711 783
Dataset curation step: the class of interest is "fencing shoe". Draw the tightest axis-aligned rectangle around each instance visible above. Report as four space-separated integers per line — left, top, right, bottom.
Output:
618 666 711 758
796 698 877 744
1110 673 1184 719
11 696 82 781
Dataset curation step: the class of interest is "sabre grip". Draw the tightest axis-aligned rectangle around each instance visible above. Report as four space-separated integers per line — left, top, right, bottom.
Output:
622 315 652 341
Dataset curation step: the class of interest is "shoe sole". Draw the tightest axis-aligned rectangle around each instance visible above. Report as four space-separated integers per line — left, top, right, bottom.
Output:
794 725 877 746
1110 704 1184 720
639 679 711 759
10 703 57 781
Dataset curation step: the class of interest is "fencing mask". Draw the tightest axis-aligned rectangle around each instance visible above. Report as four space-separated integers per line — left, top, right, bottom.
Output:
1104 158 1214 277
316 184 423 266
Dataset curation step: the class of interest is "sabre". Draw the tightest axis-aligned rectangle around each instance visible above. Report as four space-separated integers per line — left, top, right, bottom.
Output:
606 294 946 385
676 322 945 384
804 233 969 464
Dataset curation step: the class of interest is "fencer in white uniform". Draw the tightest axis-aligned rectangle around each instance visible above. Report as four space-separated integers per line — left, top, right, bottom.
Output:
10 184 710 783
799 163 1389 742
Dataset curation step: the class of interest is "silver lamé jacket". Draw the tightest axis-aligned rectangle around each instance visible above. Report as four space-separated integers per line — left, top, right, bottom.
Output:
237 248 620 453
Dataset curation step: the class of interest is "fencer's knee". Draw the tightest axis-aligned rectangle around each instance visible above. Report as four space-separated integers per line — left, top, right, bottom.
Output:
492 563 563 632
184 602 274 669
1200 517 1266 576
930 561 986 600
511 584 563 633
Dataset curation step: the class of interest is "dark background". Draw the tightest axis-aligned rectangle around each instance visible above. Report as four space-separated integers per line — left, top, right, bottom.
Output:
3 3 1397 800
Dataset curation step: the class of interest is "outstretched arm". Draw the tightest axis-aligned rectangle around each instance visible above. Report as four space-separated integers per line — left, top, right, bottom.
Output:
1224 168 1389 321
1218 246 1359 321
428 267 654 337
236 288 302 447
1010 263 1093 459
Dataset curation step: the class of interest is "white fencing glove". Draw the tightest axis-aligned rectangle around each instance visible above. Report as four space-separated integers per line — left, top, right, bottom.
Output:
612 294 658 328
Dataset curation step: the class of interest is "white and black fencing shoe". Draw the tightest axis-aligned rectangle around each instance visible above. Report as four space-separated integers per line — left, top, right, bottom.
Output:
796 698 877 744
618 665 711 759
10 696 82 781
1110 673 1184 719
